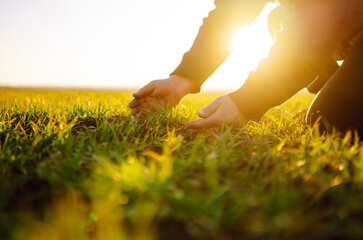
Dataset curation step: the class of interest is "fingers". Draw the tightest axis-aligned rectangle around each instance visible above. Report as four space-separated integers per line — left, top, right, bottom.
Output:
197 97 223 118
129 98 149 115
188 95 248 129
131 108 140 115
130 78 178 116
130 96 165 116
133 81 155 98
187 111 224 129
128 98 144 108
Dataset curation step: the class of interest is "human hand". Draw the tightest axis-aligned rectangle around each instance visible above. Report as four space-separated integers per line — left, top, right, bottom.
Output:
187 95 249 129
129 75 197 116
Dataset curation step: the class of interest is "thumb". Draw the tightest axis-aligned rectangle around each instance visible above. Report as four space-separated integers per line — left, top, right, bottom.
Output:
197 97 224 118
133 81 155 98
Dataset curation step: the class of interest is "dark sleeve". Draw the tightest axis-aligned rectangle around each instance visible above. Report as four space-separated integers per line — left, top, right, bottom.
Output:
307 60 339 94
171 0 268 92
228 0 352 121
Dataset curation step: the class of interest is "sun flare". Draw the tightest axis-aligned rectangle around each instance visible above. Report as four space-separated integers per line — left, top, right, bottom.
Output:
205 3 278 90
232 26 272 60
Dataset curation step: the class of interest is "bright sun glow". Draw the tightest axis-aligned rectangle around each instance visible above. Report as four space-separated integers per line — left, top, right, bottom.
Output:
204 3 278 90
232 27 271 59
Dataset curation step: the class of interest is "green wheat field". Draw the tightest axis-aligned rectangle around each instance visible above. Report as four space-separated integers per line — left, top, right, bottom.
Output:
1 89 363 240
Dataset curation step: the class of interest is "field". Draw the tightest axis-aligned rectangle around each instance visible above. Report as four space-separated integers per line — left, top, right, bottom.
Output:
1 89 363 240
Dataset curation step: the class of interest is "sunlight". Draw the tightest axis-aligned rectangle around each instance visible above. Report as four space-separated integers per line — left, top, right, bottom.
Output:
233 2 280 55
204 3 278 90
231 24 272 67
232 27 250 50
0 0 216 89
0 0 278 90
231 3 279 68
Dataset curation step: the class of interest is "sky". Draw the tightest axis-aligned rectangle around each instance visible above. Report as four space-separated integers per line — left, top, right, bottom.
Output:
0 0 277 91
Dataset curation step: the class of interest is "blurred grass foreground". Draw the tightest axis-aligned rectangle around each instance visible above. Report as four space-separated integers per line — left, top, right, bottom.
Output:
1 89 363 240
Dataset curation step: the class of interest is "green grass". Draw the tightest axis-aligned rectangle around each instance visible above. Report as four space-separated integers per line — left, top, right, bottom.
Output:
1 89 363 240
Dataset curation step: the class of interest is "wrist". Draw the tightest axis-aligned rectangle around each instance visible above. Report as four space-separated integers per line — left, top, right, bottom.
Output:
226 95 250 124
170 74 198 96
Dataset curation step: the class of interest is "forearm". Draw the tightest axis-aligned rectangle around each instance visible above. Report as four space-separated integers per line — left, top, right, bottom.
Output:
171 0 269 92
